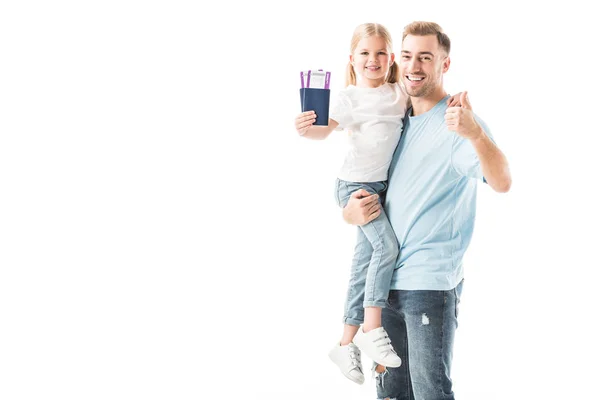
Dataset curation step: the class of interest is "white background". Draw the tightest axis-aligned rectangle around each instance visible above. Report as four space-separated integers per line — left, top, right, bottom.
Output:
1 1 599 399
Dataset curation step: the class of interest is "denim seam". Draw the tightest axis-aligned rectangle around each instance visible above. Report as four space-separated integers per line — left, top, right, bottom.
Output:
376 295 407 400
345 227 364 321
392 293 412 400
363 300 386 308
343 316 363 326
344 267 357 320
406 308 413 400
334 179 341 207
343 181 349 206
438 291 447 398
364 218 383 303
343 180 353 319
454 287 459 319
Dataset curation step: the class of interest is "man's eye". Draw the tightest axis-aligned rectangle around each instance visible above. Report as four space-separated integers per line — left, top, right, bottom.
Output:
402 56 410 60
421 57 432 61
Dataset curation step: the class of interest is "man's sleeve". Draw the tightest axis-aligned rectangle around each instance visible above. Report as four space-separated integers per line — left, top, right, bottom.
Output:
330 91 353 130
451 116 494 182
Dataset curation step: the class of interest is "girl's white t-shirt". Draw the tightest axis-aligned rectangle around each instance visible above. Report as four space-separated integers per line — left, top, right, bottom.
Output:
330 82 408 183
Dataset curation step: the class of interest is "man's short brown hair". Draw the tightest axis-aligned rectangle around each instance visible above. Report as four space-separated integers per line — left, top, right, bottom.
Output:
402 21 451 55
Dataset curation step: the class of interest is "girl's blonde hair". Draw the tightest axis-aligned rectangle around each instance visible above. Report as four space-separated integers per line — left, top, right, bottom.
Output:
346 23 400 87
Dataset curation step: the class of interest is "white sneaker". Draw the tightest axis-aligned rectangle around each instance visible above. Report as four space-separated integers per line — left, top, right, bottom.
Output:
328 342 365 385
353 327 401 368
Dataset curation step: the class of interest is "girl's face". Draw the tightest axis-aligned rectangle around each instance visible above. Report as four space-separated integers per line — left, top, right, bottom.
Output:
350 35 394 88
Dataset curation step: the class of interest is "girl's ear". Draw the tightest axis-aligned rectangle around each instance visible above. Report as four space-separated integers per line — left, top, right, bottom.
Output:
389 52 395 65
349 54 354 65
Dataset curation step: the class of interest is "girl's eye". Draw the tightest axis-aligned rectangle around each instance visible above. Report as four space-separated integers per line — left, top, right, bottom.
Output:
361 52 368 56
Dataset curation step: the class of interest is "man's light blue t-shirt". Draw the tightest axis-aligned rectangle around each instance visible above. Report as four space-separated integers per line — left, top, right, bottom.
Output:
385 95 492 290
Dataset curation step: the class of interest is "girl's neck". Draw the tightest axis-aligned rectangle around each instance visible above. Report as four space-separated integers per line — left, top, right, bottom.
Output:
356 77 386 89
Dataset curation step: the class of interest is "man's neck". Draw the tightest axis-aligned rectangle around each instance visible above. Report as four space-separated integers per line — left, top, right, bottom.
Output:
410 88 447 116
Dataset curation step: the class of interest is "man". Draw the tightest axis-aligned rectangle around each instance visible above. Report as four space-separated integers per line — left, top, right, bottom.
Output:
343 21 511 400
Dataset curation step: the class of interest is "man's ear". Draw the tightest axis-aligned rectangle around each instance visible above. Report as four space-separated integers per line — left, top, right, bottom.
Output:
442 56 451 73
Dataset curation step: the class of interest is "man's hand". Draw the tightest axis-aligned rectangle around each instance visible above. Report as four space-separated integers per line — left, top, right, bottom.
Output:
446 92 463 107
445 91 484 141
342 189 381 225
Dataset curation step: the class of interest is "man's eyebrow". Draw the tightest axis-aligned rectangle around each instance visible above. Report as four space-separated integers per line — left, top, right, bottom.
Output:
401 50 435 56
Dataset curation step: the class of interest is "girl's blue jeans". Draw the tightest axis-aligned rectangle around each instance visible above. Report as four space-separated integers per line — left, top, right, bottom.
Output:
335 178 399 326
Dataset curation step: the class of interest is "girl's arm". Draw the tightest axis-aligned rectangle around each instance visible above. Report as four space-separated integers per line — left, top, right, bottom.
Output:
294 111 339 140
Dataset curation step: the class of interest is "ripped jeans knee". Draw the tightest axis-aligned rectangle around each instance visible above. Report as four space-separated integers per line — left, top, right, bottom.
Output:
373 363 400 400
373 363 390 391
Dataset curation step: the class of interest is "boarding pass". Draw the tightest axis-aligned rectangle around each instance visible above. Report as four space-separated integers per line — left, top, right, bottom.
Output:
300 69 330 89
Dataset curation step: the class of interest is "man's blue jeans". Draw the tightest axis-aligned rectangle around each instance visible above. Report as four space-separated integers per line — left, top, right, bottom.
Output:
375 280 464 400
334 179 399 325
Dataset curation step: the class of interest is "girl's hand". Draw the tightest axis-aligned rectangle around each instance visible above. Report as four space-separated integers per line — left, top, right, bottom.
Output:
295 111 317 136
446 92 463 107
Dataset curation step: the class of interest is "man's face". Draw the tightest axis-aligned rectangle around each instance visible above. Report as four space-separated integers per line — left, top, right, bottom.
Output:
400 34 450 98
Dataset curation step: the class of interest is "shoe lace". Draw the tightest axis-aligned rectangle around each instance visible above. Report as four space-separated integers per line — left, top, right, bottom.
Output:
349 346 363 374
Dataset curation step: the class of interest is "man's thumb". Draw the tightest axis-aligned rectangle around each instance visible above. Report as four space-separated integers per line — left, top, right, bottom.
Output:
461 91 472 110
351 189 370 198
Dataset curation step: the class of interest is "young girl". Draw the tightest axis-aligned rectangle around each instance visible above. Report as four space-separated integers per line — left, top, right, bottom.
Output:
294 23 461 385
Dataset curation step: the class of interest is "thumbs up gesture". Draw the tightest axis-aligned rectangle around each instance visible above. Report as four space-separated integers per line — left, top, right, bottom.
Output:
445 91 482 140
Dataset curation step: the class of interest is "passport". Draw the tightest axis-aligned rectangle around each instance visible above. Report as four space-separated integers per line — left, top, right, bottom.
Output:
299 88 330 126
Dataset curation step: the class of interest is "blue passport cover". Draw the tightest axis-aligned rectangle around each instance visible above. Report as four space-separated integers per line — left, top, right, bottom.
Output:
299 88 330 126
